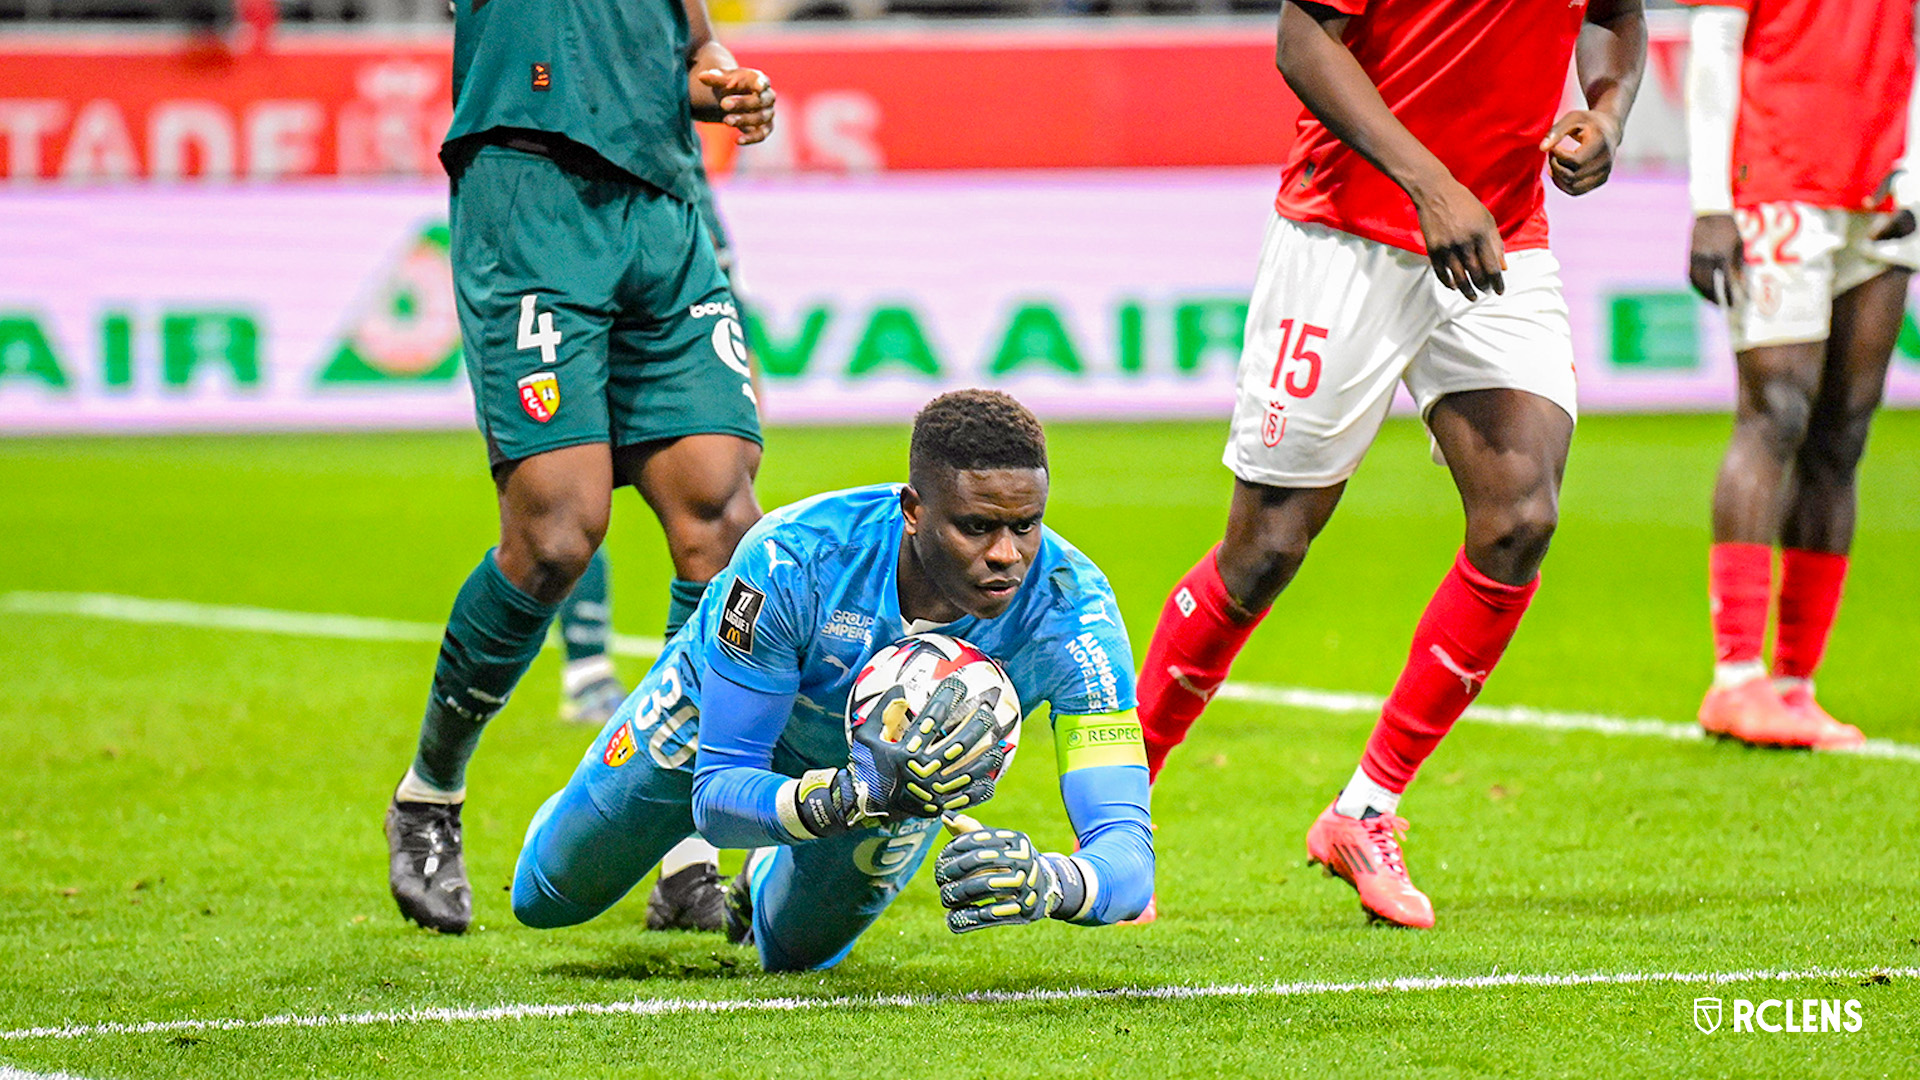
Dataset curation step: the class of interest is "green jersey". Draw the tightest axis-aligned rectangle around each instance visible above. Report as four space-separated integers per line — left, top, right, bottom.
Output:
443 0 701 204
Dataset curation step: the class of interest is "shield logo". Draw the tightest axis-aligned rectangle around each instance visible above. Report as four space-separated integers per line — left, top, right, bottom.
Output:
1694 997 1723 1034
517 372 560 423
602 721 636 768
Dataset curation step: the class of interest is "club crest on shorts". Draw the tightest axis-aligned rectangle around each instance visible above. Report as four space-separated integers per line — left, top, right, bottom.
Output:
718 578 766 653
517 372 560 423
1263 402 1287 447
602 720 636 767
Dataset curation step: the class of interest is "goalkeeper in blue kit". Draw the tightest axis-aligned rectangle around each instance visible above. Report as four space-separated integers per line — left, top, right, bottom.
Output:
513 390 1155 970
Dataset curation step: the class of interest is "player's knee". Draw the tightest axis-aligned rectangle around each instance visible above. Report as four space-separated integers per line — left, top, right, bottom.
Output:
665 486 761 579
504 518 603 597
755 931 852 974
1218 527 1311 612
510 851 590 930
1743 378 1817 460
1468 496 1558 582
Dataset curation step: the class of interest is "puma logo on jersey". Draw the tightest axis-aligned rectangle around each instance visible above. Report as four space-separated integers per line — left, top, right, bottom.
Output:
763 539 794 572
1429 644 1488 694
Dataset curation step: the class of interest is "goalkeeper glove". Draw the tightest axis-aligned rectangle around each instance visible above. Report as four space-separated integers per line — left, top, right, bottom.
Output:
788 676 1008 838
934 827 1088 933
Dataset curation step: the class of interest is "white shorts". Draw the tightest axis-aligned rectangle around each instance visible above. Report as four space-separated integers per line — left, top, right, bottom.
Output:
1731 202 1920 351
1224 215 1578 488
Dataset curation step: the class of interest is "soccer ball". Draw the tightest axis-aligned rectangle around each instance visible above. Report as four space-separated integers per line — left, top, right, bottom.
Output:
846 632 1022 780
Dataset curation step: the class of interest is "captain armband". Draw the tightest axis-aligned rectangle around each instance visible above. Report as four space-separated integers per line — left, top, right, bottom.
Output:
1052 710 1147 774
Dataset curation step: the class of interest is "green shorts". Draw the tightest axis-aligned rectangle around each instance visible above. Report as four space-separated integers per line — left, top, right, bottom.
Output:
449 145 762 467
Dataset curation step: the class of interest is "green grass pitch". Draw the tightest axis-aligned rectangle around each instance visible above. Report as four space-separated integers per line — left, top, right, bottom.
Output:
2 413 1917 1078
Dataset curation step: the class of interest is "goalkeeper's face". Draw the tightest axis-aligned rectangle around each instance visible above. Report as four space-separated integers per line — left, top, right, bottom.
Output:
905 466 1048 619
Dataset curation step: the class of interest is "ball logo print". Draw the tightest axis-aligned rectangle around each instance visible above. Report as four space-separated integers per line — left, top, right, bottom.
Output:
1695 997 1722 1034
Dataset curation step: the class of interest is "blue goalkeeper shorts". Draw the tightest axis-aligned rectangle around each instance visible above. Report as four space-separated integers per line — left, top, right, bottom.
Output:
511 691 941 972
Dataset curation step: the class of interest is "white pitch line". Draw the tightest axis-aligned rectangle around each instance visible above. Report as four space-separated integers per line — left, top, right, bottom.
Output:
3 965 1912 1042
1213 682 1920 763
0 1069 98 1080
0 591 665 661
5 590 1918 763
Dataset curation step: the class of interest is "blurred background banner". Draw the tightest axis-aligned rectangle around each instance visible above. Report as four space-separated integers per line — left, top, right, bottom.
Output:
0 19 1698 182
4 15 1918 432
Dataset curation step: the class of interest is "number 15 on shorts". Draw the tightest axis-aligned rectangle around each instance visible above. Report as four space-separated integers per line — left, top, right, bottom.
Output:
1269 319 1328 399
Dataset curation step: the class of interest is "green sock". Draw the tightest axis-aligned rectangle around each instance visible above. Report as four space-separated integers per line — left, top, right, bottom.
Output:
559 547 612 663
665 577 707 639
410 551 559 795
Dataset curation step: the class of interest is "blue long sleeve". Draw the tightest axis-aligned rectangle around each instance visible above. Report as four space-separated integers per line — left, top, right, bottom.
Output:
1058 764 1154 924
690 670 805 848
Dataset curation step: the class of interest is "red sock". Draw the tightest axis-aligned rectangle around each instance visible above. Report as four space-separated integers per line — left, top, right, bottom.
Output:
1709 542 1772 665
1138 547 1266 780
1360 550 1537 792
1773 549 1848 679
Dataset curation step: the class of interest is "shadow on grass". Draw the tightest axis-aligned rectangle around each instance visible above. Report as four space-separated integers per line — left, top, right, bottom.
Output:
542 940 1151 1000
543 941 757 983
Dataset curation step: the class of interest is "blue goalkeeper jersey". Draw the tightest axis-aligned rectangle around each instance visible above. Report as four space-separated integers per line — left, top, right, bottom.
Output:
640 483 1136 772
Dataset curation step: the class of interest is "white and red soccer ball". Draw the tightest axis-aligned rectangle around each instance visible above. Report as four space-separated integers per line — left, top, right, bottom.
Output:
846 632 1022 779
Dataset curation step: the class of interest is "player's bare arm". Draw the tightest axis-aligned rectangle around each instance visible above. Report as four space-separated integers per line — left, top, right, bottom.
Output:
683 0 775 145
1541 0 1645 198
1276 1 1504 299
1684 1 1742 304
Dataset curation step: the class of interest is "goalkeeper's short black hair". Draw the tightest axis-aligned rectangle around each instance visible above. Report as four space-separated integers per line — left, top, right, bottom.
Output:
909 389 1048 486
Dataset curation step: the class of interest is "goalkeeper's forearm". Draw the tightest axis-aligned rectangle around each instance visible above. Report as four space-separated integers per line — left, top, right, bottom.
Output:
690 764 817 847
1057 765 1155 924
690 670 836 847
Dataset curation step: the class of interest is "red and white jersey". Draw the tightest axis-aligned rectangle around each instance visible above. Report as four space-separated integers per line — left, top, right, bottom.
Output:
1687 0 1917 211
1273 0 1588 256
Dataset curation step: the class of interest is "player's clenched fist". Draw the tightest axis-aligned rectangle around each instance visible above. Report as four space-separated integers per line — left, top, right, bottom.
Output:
935 828 1083 933
790 676 1007 837
694 67 776 145
1540 109 1621 198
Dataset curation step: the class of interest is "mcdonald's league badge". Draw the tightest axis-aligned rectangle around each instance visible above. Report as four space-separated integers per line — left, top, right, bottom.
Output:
517 372 560 423
1695 997 1723 1034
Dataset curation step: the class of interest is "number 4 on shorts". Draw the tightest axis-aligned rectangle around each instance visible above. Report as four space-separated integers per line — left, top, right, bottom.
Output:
518 295 562 364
